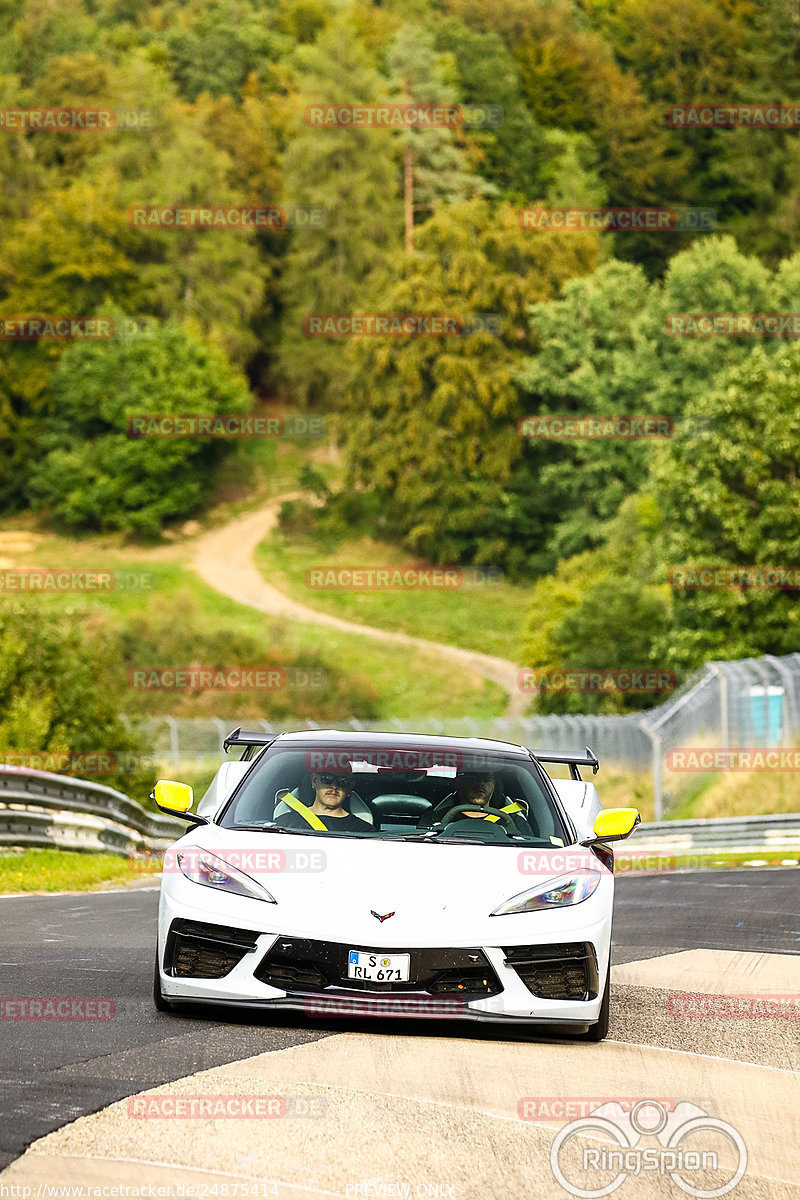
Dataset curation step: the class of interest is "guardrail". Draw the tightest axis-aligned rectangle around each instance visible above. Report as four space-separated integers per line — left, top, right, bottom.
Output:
630 812 800 857
0 766 185 856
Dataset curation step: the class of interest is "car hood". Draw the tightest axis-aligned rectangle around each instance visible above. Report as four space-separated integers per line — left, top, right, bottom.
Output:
170 825 608 945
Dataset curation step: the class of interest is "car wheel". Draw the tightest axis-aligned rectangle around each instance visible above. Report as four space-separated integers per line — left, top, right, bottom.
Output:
153 949 173 1012
581 965 610 1042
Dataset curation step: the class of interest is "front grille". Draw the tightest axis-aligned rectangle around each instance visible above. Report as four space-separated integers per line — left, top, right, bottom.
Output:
254 938 501 998
503 942 599 1001
165 919 260 979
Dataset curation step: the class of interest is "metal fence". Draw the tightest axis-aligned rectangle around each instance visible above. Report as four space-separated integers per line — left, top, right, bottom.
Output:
132 654 800 820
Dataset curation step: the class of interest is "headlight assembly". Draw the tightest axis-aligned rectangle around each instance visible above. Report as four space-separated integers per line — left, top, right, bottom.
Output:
491 870 601 916
176 848 277 904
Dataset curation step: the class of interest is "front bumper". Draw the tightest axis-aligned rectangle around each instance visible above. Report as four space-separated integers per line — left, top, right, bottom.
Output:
157 886 612 1028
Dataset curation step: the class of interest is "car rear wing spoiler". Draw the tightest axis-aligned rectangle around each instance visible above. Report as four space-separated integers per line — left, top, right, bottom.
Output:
532 746 599 781
223 727 275 759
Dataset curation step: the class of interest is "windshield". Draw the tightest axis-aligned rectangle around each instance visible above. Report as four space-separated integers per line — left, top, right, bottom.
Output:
218 741 571 846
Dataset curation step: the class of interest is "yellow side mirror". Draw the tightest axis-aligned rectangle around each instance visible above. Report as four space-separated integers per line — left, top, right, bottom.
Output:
590 807 641 842
153 779 194 814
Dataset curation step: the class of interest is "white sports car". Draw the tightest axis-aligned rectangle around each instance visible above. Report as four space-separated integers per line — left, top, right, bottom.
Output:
153 730 640 1040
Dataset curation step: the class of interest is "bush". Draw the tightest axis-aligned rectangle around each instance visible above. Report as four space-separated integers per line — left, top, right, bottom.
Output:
25 316 252 537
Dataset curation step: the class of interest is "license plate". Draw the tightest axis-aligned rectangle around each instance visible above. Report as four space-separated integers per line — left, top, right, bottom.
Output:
347 950 410 982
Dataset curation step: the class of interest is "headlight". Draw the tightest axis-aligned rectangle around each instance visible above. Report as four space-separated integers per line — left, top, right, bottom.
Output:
176 848 277 904
491 870 601 916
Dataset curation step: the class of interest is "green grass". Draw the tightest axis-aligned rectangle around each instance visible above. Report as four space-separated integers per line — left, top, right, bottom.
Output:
0 537 506 720
254 530 532 661
0 848 161 893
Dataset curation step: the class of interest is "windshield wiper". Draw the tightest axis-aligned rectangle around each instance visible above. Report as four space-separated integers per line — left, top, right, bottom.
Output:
229 823 307 834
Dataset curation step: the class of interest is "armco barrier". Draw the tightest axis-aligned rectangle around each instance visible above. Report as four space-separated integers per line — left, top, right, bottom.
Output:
629 812 800 857
0 765 185 856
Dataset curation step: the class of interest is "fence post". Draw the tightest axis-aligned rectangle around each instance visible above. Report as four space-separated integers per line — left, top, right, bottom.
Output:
640 722 664 821
163 716 180 772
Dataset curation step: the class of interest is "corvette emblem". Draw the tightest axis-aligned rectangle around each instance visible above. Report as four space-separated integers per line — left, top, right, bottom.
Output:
370 910 395 923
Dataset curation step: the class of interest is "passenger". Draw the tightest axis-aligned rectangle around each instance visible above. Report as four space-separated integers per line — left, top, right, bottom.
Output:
276 768 371 832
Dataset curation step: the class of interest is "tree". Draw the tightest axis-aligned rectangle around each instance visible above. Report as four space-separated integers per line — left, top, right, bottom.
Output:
0 604 151 797
520 496 672 713
652 341 800 669
25 316 251 536
513 237 775 564
340 199 597 568
276 17 403 408
386 24 494 251
433 17 548 203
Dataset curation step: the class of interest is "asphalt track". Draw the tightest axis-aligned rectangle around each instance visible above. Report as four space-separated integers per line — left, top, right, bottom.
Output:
0 868 798 1193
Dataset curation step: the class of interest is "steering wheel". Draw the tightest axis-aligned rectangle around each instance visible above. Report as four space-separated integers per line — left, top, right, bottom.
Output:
439 803 517 832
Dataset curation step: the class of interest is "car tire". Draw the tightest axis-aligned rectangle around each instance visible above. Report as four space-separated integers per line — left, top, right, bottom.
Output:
581 965 610 1042
153 949 173 1012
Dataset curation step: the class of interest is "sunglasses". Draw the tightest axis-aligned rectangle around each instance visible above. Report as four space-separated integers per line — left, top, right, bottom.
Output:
316 773 350 786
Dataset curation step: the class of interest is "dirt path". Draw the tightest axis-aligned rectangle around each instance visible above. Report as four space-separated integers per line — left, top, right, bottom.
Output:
190 497 527 716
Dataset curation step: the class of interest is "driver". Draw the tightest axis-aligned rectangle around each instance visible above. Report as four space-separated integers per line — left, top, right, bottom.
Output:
420 769 532 834
275 767 372 832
